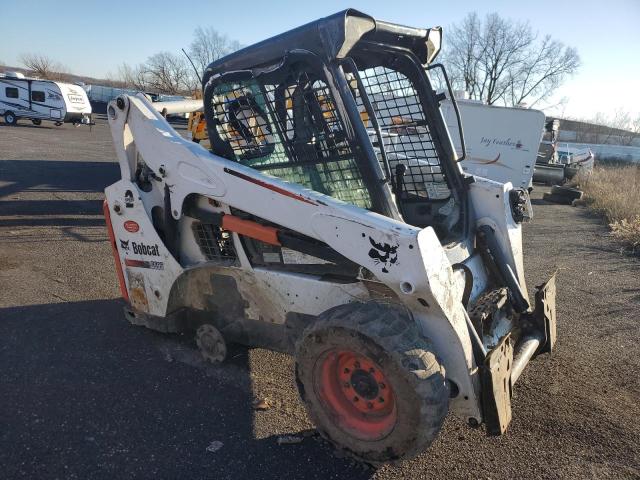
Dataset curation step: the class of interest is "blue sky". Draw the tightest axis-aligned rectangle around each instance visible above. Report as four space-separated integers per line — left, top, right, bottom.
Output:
1 0 639 119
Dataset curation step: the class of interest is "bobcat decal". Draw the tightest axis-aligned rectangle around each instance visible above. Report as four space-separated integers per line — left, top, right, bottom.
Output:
368 237 399 273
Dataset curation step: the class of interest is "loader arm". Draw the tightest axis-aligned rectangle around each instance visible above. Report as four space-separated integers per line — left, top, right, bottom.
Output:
105 94 482 421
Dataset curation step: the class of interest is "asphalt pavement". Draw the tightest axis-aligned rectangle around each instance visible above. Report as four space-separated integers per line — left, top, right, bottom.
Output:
0 117 638 479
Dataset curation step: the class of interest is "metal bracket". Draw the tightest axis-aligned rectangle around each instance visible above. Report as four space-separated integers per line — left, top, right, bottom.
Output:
481 333 513 436
533 273 557 354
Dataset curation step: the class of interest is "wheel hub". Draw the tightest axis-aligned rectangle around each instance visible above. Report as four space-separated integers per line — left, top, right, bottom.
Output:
196 324 227 363
315 350 397 440
350 369 379 399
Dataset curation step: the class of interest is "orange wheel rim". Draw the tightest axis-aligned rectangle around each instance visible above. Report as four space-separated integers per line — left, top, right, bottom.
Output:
314 349 397 441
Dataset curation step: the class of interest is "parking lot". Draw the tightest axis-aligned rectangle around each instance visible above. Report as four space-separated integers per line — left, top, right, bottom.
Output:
1 117 639 479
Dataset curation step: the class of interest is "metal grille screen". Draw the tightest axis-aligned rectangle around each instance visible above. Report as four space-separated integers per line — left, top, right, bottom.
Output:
209 76 372 209
354 67 451 201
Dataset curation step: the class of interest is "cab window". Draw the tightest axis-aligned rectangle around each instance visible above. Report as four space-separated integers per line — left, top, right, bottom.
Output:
208 72 372 210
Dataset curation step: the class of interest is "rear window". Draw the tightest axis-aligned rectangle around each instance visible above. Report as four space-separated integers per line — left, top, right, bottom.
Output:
31 90 45 102
5 87 18 98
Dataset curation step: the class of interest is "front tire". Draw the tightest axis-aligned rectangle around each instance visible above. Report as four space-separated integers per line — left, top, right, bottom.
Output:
4 112 17 125
295 302 448 465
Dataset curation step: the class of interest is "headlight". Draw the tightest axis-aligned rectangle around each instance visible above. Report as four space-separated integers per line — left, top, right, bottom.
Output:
509 188 533 223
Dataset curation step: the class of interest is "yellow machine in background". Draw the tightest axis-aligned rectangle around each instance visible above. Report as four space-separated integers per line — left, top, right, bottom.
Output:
186 92 368 151
187 90 210 148
188 110 210 148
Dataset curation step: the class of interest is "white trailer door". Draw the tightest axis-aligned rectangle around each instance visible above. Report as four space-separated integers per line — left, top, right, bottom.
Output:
441 100 545 188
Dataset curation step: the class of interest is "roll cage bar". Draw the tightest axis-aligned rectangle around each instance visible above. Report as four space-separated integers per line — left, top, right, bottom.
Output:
202 10 466 237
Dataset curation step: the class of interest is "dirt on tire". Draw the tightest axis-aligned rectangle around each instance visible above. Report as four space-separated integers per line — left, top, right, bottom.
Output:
295 301 449 465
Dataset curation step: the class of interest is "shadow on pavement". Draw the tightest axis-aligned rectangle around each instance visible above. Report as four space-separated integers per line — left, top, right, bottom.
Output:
0 160 119 229
1 123 55 130
0 299 374 479
0 160 119 198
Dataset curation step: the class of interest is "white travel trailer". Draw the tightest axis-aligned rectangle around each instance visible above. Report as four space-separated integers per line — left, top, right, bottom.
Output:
0 71 92 126
440 99 545 190
363 91 545 190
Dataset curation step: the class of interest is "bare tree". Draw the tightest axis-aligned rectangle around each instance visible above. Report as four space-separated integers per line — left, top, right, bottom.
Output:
189 27 241 75
117 53 196 94
569 110 640 146
569 112 608 144
143 52 192 94
608 109 640 146
444 13 580 106
117 62 148 91
19 53 68 80
445 12 483 97
627 116 640 146
113 28 241 96
507 35 580 107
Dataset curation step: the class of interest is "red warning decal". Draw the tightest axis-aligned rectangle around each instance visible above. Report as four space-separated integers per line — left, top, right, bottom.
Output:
123 220 140 233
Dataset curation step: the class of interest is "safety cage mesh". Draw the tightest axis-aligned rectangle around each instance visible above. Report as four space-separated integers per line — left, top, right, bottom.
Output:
192 222 237 263
350 66 451 201
207 75 372 209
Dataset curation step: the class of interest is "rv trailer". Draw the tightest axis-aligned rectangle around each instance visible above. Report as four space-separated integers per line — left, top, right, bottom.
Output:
0 71 92 126
440 99 545 190
364 91 545 190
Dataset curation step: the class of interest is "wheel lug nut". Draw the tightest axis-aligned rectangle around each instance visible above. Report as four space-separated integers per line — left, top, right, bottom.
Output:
353 396 359 402
354 361 360 369
344 368 350 374
343 382 350 388
378 397 384 403
369 367 375 373
379 383 386 389
367 402 373 409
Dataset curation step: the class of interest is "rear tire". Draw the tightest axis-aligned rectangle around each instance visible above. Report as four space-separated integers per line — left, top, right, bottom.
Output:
31 118 42 126
4 112 17 125
295 302 448 465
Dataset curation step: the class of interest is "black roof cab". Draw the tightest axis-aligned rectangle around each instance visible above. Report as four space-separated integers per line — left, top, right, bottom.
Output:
202 9 466 242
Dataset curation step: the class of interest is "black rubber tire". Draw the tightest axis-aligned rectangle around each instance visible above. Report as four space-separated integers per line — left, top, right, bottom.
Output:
550 185 583 201
542 192 573 205
31 118 42 126
4 112 17 125
295 301 448 465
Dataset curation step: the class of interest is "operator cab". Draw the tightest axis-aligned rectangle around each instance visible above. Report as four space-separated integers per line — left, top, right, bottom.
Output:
203 9 466 243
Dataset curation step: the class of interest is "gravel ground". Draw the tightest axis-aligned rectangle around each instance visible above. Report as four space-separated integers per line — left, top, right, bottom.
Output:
0 118 638 479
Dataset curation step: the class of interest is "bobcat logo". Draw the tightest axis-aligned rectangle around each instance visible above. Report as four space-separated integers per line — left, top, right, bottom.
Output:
368 237 399 273
120 239 130 252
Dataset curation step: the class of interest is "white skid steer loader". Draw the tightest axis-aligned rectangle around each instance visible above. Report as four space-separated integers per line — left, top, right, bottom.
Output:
103 10 557 465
